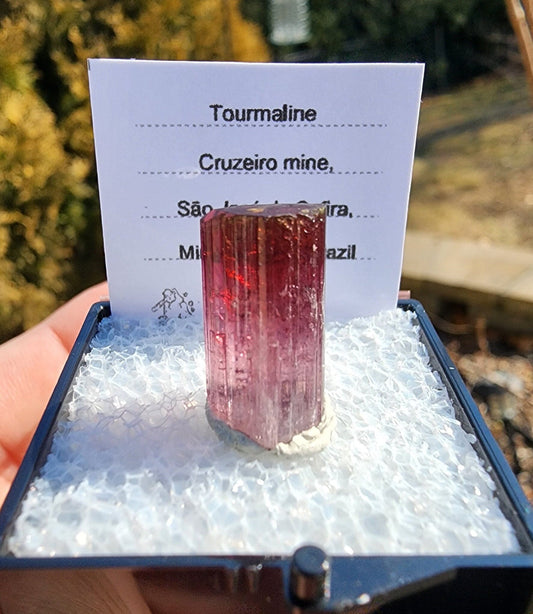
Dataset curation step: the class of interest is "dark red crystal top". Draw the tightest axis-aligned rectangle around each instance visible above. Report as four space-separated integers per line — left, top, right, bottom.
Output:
201 202 325 220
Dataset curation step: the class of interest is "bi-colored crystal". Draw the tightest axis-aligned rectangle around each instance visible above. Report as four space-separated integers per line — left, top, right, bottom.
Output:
200 203 326 449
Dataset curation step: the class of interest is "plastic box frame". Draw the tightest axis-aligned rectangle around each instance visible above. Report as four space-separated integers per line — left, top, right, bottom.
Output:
0 299 531 613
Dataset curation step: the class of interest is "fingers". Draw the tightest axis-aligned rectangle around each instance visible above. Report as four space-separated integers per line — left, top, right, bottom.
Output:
0 282 109 503
41 281 109 353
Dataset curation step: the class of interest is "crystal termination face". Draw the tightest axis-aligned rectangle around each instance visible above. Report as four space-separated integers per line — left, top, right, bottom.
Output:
201 203 326 449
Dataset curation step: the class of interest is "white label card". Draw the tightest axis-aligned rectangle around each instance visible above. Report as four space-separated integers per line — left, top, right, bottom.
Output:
88 60 424 321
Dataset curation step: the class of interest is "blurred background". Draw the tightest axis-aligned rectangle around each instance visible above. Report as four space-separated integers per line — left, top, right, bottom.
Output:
0 0 532 498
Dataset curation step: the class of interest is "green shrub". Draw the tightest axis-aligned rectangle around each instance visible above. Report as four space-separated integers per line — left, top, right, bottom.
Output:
0 0 270 342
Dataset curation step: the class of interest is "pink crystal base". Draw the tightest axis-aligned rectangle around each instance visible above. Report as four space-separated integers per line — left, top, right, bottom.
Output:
200 204 326 449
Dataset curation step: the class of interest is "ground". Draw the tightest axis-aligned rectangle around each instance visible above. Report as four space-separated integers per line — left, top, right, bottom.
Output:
408 72 533 503
409 73 533 249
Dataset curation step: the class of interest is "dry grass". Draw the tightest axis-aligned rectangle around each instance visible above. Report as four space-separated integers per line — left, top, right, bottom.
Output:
409 73 533 505
408 73 533 249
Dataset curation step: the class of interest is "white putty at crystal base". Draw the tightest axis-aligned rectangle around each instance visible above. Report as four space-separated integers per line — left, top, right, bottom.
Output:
8 310 520 557
206 395 336 455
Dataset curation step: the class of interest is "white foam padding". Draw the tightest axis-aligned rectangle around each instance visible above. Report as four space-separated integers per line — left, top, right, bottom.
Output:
8 309 519 557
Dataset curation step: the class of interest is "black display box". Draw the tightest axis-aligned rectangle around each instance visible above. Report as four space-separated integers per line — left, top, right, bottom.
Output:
0 300 531 614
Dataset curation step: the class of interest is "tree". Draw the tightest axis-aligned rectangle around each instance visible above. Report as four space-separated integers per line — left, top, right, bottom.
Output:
505 0 533 99
242 0 515 91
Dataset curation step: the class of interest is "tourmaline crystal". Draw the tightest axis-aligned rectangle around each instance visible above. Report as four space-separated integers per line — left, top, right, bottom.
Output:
200 203 326 450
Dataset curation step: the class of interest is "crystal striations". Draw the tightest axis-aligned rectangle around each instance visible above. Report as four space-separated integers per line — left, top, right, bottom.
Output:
200 203 326 450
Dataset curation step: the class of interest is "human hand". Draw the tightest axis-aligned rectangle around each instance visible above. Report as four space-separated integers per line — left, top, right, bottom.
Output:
0 282 109 507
